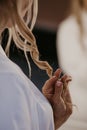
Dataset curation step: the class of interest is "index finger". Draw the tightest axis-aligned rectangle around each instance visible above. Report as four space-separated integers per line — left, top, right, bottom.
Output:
42 76 58 92
54 68 62 79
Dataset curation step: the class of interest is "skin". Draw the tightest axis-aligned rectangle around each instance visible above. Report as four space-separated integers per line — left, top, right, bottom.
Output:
3 0 31 28
17 0 31 17
42 69 72 129
0 1 73 129
83 0 87 10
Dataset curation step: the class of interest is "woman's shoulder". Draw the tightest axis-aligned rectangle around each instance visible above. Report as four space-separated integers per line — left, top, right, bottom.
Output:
0 55 43 98
0 56 34 99
0 55 30 87
0 55 24 76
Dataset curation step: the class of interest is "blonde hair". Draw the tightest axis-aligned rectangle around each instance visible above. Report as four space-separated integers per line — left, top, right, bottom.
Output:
0 0 53 77
71 0 85 48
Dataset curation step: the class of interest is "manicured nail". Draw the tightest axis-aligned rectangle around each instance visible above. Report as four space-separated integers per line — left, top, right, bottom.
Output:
50 76 57 81
56 81 62 87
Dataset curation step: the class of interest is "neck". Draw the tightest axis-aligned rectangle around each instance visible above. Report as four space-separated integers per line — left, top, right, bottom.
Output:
0 21 6 37
0 27 5 45
0 29 3 44
0 27 5 46
0 28 4 36
83 5 87 11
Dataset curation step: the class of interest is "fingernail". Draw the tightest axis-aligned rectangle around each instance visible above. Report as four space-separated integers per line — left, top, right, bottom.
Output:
58 68 62 73
50 76 57 81
52 76 57 79
56 81 62 87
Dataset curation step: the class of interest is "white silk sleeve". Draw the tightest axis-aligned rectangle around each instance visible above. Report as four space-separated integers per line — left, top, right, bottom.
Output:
0 72 54 130
0 73 32 130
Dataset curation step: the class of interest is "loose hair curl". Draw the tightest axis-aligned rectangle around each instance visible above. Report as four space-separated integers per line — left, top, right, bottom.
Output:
0 0 53 77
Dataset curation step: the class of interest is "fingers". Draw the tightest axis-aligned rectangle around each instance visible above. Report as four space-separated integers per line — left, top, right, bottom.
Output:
42 68 72 105
54 68 62 79
61 74 72 83
53 69 72 125
61 74 67 82
54 68 72 83
42 76 58 94
42 68 63 94
61 75 72 106
52 80 66 109
52 81 66 107
54 78 72 126
55 72 72 109
61 74 72 92
54 81 63 98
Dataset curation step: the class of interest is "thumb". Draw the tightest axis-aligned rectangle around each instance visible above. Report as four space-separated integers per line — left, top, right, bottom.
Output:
54 81 63 98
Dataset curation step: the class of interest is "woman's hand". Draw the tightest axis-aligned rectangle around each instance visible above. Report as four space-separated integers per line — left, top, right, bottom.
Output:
42 68 72 129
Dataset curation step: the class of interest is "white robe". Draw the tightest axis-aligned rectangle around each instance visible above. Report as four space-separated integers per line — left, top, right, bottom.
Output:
0 45 54 130
56 11 87 130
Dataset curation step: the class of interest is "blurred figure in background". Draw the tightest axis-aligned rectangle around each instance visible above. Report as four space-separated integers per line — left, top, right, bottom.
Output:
56 0 87 130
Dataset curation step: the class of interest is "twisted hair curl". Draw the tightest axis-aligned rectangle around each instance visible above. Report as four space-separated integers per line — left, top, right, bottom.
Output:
0 0 53 77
